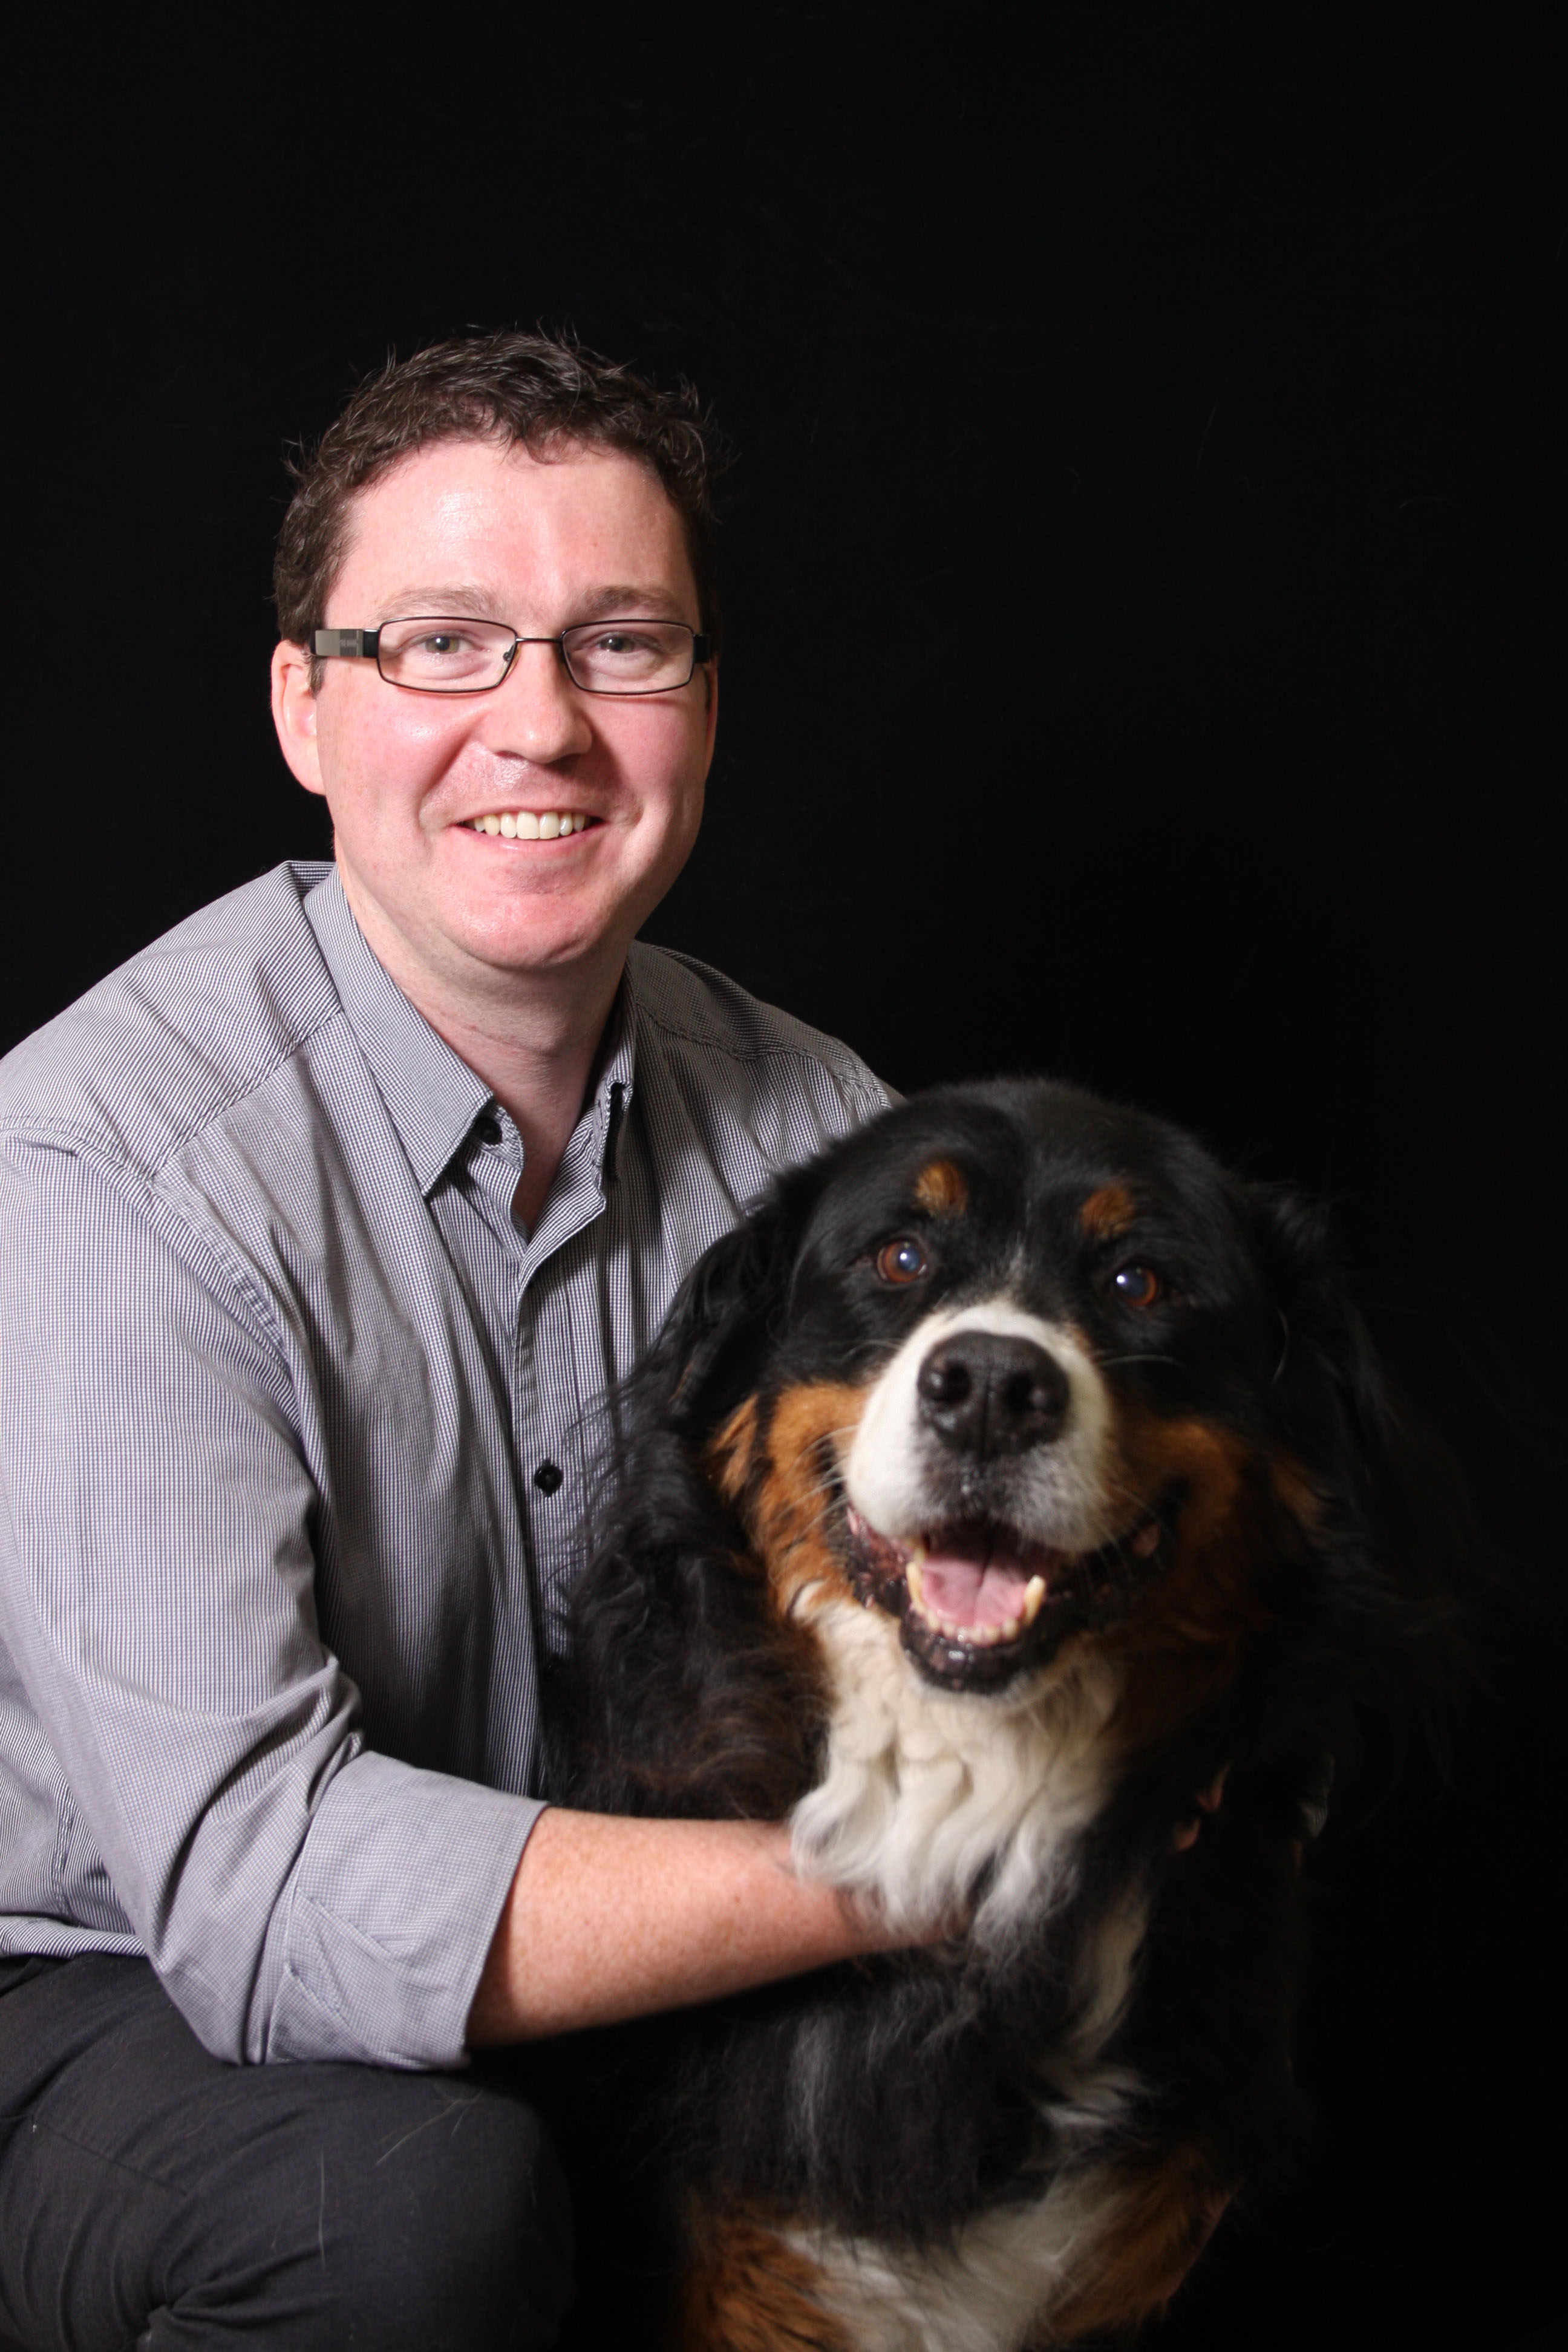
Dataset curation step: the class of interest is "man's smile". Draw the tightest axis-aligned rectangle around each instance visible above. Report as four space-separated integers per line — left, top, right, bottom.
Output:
463 811 600 839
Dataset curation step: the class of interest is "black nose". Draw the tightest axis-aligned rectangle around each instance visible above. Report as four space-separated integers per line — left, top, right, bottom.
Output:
915 1331 1071 1457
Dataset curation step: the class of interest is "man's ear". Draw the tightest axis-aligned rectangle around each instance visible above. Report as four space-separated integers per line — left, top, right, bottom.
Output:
271 640 327 797
701 653 719 754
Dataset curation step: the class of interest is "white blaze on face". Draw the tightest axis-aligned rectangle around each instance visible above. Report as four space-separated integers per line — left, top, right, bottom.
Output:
841 1298 1117 1555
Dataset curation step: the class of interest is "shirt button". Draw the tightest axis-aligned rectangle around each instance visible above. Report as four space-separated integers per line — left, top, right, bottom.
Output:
473 1112 501 1147
533 1461 564 1495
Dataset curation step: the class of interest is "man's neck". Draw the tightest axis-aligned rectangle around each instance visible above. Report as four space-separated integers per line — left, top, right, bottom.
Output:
339 867 626 1237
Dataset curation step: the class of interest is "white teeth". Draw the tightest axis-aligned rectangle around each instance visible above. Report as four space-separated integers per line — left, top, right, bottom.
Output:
469 811 582 838
1021 1573 1047 1622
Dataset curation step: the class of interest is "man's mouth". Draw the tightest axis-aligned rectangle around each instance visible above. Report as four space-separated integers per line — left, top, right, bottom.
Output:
466 811 598 838
841 1503 1165 1691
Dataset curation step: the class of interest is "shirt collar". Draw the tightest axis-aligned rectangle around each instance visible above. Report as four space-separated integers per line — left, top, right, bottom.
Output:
587 969 636 1174
304 865 638 1198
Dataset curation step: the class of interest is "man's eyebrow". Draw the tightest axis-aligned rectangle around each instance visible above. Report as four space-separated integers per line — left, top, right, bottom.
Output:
369 586 503 621
367 584 691 624
568 584 690 622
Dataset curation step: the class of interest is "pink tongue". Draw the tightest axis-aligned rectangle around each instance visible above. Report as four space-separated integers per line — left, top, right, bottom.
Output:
920 1545 1035 1627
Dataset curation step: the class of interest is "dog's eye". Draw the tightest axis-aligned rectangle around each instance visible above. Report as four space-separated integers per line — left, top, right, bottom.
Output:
1112 1263 1165 1309
875 1237 929 1285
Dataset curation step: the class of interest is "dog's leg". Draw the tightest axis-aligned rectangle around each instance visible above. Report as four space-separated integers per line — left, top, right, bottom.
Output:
1035 2146 1232 2343
677 2206 856 2352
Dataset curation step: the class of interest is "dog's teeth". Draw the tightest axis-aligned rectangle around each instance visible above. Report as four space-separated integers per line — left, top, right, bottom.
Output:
1021 1575 1047 1624
906 1557 926 1610
995 1614 1021 1641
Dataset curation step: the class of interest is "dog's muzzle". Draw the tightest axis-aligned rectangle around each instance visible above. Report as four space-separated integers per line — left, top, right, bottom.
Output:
841 1324 1165 1691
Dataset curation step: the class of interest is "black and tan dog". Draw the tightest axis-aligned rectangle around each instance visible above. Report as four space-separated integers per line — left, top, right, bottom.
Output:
562 1079 1464 2351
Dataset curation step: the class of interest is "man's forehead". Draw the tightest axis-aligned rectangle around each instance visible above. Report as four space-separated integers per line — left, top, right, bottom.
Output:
330 434 694 612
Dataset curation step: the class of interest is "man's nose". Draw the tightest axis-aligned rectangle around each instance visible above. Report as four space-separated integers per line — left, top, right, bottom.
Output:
480 641 594 762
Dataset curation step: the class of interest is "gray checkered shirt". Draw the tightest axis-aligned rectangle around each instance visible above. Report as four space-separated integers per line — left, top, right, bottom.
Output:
0 863 888 2069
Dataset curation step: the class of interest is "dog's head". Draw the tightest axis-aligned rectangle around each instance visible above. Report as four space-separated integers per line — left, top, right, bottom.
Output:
622 1079 1466 1762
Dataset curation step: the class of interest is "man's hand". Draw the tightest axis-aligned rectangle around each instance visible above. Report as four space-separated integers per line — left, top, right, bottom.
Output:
466 1809 932 2045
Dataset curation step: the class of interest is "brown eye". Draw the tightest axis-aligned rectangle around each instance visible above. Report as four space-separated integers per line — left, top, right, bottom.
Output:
1113 1263 1165 1309
875 1236 929 1285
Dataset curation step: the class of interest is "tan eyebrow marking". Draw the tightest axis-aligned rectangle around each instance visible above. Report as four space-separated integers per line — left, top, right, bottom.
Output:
1080 1183 1137 1240
913 1160 969 1216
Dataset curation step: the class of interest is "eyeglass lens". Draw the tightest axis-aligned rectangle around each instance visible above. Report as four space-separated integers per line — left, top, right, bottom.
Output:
374 617 698 694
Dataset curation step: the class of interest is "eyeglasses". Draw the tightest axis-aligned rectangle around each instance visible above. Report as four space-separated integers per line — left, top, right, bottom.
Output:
312 615 712 697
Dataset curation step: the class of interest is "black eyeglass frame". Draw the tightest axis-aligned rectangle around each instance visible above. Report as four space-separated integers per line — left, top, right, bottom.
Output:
311 619 713 697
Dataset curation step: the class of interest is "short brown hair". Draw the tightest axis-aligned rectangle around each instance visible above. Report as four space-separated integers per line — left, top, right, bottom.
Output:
273 330 728 662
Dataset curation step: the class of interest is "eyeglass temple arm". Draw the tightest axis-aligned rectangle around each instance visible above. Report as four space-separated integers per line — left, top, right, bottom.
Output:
313 629 379 659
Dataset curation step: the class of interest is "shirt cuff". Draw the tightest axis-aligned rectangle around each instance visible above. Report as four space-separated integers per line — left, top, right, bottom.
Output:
260 1748 543 2068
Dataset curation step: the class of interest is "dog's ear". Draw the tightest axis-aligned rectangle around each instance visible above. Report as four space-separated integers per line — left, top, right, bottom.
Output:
1246 1183 1478 1743
638 1169 818 1437
561 1171 829 1819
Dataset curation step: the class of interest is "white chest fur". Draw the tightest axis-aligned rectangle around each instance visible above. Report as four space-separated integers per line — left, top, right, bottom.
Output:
790 1595 1125 1944
779 1600 1154 2351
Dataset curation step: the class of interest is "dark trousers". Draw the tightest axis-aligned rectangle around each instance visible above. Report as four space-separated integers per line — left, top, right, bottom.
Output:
0 1955 576 2352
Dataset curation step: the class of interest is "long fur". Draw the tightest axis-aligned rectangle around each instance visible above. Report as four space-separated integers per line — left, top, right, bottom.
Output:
554 1079 1469 2349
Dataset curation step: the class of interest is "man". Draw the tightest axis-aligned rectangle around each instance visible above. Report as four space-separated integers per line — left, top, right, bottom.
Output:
0 334 916 2349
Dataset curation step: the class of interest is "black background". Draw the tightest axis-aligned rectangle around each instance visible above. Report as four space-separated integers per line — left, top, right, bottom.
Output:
8 8 1565 2346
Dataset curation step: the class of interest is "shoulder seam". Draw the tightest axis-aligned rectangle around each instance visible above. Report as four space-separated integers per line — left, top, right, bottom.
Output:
3 1125 299 1370
632 996 880 1086
0 1005 348 1184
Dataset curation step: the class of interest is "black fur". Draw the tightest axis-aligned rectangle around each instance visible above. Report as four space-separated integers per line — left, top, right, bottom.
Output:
554 1079 1469 2299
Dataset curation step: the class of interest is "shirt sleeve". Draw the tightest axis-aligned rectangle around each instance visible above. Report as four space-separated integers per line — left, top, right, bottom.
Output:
0 1128 541 2068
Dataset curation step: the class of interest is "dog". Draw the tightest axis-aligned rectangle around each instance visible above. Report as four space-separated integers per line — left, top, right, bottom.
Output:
560 1078 1465 2351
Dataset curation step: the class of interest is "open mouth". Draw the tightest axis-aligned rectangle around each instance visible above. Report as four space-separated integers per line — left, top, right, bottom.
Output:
841 1503 1165 1691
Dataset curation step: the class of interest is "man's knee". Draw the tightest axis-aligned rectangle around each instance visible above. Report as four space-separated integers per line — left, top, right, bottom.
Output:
160 2068 577 2352
327 2075 575 2349
2 1960 574 2352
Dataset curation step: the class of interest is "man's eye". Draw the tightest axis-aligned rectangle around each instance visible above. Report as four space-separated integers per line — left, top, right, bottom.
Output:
1112 1263 1165 1309
875 1237 929 1285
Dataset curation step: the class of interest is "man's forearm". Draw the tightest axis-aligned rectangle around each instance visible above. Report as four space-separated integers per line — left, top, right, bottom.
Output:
466 1808 912 2044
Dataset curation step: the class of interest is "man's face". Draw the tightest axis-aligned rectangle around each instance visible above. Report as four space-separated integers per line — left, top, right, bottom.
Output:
272 436 717 1001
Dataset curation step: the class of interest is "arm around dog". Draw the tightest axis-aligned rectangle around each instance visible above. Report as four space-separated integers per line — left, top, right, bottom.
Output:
466 1808 919 2043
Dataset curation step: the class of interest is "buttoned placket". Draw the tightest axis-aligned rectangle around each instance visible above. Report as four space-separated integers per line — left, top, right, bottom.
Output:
456 1097 622 1661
